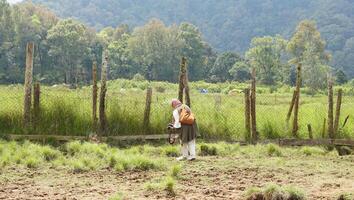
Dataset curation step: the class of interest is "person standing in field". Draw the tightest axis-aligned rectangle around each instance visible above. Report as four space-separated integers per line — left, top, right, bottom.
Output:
170 99 198 161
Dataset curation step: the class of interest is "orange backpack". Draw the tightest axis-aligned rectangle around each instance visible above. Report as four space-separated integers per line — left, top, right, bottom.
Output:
179 106 195 125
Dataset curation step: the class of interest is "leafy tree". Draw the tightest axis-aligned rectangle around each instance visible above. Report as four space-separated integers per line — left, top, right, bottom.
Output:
209 52 241 82
178 22 208 81
287 20 331 91
47 19 91 84
335 69 348 85
108 34 137 79
127 19 183 81
0 0 16 83
246 35 287 85
229 60 251 82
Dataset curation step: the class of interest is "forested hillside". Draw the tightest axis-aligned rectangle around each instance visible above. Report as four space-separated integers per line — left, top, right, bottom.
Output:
30 0 354 77
1 0 353 87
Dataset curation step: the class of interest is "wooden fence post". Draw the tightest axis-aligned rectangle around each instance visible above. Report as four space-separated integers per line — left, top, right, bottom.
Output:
92 61 98 133
143 87 153 134
99 52 108 136
286 90 297 122
182 57 191 107
178 57 185 103
244 88 251 141
327 73 334 139
322 118 327 138
33 82 40 129
307 124 313 139
250 68 257 143
24 42 34 128
334 89 343 136
292 63 302 137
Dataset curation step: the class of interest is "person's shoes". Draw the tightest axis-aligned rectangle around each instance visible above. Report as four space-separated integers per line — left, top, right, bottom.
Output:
187 157 196 161
176 156 186 161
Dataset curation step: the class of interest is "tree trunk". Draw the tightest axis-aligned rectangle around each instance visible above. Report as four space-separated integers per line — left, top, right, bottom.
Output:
334 89 343 136
99 52 108 136
24 42 34 128
292 63 302 137
327 73 334 139
92 61 98 133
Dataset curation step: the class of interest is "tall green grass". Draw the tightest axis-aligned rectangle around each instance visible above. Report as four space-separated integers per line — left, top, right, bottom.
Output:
0 79 353 140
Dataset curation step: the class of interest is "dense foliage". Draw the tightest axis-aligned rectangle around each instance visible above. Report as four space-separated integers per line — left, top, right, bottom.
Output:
1 0 353 88
31 0 354 78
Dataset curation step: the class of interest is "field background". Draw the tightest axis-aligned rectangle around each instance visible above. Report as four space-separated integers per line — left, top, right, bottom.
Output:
1 79 353 140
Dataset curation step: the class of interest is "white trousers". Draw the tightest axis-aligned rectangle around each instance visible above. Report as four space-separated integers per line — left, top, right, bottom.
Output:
181 139 196 158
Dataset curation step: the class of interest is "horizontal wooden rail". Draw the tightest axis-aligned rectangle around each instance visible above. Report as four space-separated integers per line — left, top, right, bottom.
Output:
6 134 169 142
3 135 354 147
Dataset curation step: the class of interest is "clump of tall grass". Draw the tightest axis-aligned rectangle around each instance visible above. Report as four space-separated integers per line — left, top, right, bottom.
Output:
244 183 305 200
144 175 177 196
301 146 327 156
266 144 283 157
199 142 240 156
337 193 354 200
0 140 166 172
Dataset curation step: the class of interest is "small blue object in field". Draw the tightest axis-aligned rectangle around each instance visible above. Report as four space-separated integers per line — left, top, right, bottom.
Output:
200 89 208 94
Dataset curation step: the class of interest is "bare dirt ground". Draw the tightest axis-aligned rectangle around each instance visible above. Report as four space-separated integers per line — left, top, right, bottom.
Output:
0 155 353 200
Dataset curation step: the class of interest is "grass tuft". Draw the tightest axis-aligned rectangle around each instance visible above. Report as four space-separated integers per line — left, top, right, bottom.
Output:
266 144 283 157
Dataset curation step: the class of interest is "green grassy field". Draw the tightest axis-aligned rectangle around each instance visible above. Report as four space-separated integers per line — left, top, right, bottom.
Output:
0 79 353 140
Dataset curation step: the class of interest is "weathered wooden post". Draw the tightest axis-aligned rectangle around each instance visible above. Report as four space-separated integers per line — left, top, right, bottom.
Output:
178 58 185 103
143 87 153 133
307 124 313 139
182 58 191 107
292 63 302 137
92 61 98 132
250 68 257 143
334 89 343 136
99 52 108 136
327 73 334 139
24 42 34 128
33 82 40 129
244 88 251 141
286 90 297 122
322 118 327 138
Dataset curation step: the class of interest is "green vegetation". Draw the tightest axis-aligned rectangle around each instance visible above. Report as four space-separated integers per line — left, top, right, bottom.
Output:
0 80 353 140
0 140 166 172
2 0 354 85
245 183 306 200
29 0 354 81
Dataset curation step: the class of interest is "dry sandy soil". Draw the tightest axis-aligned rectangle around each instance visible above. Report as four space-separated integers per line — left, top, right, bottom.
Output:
0 155 353 200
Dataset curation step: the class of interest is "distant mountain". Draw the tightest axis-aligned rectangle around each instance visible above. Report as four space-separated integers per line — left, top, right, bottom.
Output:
31 0 354 77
